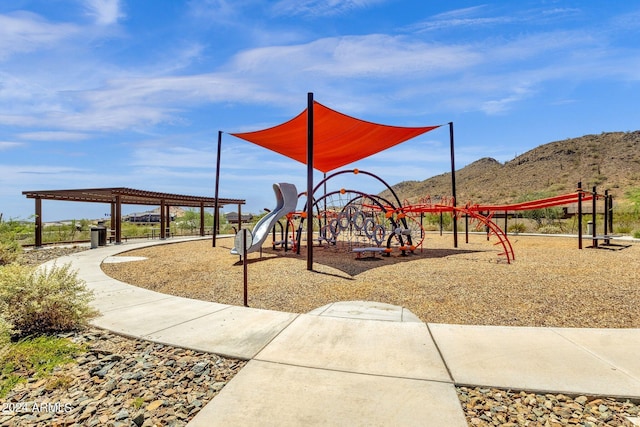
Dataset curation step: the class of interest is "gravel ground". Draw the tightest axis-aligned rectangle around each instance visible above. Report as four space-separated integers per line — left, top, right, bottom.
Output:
102 233 640 328
9 236 640 425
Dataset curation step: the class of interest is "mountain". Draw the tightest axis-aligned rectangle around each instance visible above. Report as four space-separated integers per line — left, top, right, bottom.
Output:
382 131 640 206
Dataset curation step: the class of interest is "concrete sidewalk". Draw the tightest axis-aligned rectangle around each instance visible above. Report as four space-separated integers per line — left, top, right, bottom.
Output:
41 237 640 426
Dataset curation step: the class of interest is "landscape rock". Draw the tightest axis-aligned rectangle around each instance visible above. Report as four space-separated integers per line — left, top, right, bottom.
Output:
0 328 246 427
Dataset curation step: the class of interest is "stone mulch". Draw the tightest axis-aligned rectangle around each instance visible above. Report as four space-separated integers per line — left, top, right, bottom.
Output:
1 328 245 427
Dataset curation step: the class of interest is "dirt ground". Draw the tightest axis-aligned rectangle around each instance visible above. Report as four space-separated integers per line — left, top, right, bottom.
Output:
101 233 640 328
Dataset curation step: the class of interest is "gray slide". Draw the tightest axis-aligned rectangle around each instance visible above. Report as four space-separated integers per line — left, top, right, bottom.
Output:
231 183 298 255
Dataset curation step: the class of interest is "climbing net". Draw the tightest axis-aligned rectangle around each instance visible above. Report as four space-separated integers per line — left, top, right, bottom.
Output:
311 189 422 255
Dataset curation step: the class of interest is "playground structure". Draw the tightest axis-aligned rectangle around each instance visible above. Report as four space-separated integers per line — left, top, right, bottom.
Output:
254 172 623 265
271 168 519 263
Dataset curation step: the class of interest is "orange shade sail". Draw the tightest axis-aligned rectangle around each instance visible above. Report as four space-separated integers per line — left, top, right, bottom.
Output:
230 101 441 173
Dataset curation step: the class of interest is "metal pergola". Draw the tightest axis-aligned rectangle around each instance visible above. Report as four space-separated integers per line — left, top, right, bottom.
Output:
22 187 245 247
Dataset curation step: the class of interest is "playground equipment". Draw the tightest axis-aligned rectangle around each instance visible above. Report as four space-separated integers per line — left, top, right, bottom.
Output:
231 183 298 256
234 173 621 265
285 169 516 262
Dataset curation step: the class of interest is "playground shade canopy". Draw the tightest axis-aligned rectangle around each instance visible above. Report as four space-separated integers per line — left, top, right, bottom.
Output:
230 101 441 173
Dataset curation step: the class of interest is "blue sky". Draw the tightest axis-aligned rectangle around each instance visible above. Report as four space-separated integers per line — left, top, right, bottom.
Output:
1 0 639 221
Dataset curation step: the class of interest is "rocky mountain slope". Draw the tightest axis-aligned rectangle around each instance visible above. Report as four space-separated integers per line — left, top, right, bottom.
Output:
383 131 640 206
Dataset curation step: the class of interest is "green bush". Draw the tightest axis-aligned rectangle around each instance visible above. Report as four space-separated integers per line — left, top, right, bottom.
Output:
537 225 564 234
0 240 22 266
0 301 13 346
508 223 527 234
0 263 98 337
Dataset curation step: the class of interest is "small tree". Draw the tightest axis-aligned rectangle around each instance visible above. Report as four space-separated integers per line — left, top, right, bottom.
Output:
176 209 199 234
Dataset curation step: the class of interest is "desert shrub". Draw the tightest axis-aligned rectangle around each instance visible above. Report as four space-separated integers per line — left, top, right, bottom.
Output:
537 225 564 234
508 223 527 234
0 301 13 346
0 220 23 265
0 263 98 337
0 239 21 266
634 229 640 239
422 224 439 232
614 225 633 234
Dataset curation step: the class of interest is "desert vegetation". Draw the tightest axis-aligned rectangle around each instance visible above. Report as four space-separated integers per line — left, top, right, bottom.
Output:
0 233 97 397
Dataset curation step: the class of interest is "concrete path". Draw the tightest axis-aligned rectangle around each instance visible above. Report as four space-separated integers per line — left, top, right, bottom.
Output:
40 237 640 426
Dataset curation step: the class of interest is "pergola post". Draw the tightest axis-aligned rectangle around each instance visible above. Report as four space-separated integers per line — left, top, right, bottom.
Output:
306 92 314 271
165 204 171 237
200 202 205 236
237 203 242 231
110 202 116 230
115 195 122 244
160 199 166 240
35 197 42 248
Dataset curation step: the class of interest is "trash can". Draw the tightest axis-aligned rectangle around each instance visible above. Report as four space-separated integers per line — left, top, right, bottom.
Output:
97 226 107 246
91 226 107 247
90 227 100 249
587 221 593 235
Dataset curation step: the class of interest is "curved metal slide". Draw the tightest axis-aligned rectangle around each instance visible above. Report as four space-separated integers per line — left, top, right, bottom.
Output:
231 183 298 255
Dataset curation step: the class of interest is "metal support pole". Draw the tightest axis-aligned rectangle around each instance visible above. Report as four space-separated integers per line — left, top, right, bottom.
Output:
608 193 614 234
449 122 458 248
486 212 490 241
577 182 583 249
591 186 597 248
504 210 508 237
213 131 222 247
243 228 248 307
306 92 314 271
603 189 609 241
464 213 469 243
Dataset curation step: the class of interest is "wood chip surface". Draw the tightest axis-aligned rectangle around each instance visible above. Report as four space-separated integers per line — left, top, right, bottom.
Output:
101 234 640 328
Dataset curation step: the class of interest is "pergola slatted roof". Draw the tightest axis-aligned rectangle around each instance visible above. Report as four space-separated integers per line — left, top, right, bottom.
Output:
23 187 245 247
22 187 244 208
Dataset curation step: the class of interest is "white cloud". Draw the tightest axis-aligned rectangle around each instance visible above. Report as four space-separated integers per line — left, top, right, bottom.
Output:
272 0 385 17
1 4 637 143
83 0 124 26
18 131 91 142
0 11 78 60
187 0 245 24
0 141 24 150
